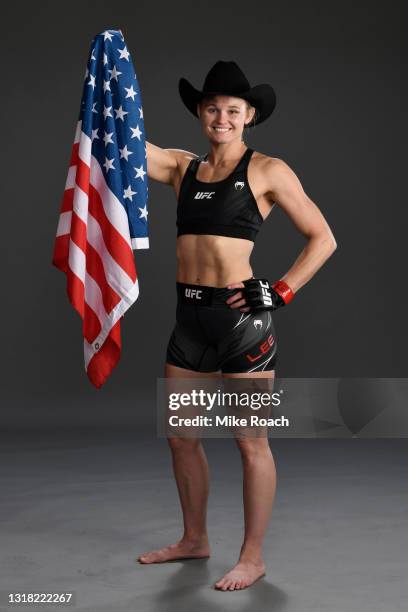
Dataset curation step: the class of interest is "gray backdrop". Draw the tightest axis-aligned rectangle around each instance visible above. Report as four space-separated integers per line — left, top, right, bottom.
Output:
1 0 406 427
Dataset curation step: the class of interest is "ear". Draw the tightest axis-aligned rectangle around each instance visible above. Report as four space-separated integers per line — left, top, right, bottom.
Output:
245 105 256 126
196 102 201 118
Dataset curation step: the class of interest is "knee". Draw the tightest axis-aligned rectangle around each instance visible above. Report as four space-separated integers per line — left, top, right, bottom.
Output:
235 437 271 461
167 436 202 454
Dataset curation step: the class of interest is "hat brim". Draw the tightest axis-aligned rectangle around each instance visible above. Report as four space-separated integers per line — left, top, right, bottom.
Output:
178 78 276 126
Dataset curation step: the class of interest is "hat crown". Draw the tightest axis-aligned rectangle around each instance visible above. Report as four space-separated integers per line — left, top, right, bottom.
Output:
178 60 276 126
202 61 251 96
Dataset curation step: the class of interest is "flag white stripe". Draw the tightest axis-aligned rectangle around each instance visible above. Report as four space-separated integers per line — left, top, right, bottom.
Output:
74 120 82 144
68 238 86 285
64 121 141 370
83 278 140 368
84 270 108 323
67 231 139 367
56 211 72 237
78 129 92 165
132 236 149 249
65 166 76 190
72 124 135 251
62 172 135 299
86 213 134 295
61 161 136 250
66 234 139 366
72 184 89 224
89 155 132 249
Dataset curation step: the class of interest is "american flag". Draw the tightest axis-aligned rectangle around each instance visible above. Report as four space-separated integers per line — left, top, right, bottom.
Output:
52 29 149 388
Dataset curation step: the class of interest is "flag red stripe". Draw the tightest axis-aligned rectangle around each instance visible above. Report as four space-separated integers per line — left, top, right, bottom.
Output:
63 209 123 337
53 125 140 389
58 149 136 283
61 188 74 213
66 266 85 319
52 234 70 272
53 238 121 355
83 301 102 343
70 210 87 252
87 171 136 282
85 237 122 313
54 206 125 326
69 142 79 166
87 321 122 388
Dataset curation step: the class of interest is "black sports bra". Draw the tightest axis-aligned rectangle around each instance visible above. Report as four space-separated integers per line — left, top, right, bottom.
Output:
176 147 264 242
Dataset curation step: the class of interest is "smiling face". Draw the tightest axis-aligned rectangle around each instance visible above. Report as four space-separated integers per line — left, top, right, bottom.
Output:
197 95 256 144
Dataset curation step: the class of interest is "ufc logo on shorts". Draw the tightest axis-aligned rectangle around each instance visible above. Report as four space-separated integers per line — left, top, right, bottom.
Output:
194 192 215 199
185 288 202 299
260 280 272 306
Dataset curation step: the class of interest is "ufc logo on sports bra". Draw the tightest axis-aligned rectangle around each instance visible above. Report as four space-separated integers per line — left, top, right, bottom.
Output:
194 192 216 199
185 288 202 299
260 280 272 306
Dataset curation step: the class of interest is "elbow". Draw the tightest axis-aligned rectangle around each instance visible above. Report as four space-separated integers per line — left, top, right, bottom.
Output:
330 230 337 253
324 236 337 261
312 231 337 258
328 235 337 254
320 228 337 255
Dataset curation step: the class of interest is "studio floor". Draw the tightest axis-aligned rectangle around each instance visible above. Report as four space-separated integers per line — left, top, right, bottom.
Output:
0 430 407 611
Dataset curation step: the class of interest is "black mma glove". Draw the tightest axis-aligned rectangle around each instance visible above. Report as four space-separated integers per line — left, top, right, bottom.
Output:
242 278 294 312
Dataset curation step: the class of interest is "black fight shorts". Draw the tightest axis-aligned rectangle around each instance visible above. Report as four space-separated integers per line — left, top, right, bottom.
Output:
166 282 278 373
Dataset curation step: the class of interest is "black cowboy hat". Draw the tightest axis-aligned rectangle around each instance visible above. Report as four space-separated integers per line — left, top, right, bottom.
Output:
178 60 276 127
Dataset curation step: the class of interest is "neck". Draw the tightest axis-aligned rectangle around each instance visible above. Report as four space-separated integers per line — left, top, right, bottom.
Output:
206 140 248 166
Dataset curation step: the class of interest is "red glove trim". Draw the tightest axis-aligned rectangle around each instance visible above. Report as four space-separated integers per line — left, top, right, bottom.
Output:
272 280 294 304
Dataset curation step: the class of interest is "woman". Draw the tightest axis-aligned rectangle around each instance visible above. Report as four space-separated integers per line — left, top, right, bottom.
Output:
138 61 337 590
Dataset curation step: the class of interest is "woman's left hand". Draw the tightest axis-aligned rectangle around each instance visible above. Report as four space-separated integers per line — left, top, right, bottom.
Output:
225 282 251 312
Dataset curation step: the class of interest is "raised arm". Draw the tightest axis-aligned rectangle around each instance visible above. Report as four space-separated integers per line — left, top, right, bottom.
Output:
146 141 178 184
146 142 197 185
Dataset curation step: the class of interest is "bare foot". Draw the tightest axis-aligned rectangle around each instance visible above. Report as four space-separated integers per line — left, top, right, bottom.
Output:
138 538 210 564
214 559 266 590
